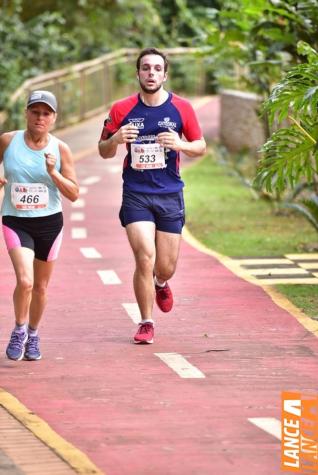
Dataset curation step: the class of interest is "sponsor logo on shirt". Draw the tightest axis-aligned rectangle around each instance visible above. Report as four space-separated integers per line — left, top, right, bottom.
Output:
128 118 145 129
158 117 177 129
135 134 156 143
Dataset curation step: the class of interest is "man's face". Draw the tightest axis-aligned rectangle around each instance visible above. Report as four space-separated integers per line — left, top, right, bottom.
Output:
137 54 167 94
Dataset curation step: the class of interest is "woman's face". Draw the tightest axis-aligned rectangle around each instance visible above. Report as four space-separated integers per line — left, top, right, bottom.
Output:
26 103 56 133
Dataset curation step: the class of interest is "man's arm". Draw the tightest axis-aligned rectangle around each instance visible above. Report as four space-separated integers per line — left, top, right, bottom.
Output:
98 124 139 159
177 137 206 158
98 134 120 159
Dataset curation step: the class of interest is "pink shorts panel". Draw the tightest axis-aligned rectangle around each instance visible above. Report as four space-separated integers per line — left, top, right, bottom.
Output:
47 229 63 262
2 224 21 251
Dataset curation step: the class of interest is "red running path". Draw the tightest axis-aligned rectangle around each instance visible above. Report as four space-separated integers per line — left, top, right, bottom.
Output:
0 96 318 475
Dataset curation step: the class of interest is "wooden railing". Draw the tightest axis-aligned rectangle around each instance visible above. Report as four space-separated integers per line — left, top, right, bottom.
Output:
0 47 208 132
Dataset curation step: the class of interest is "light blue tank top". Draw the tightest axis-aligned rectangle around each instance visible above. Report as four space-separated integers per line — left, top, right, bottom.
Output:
1 130 62 217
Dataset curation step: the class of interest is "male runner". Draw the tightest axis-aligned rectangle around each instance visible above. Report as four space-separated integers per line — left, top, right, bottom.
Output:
98 48 206 344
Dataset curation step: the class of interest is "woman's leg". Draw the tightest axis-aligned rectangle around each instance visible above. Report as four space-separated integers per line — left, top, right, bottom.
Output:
6 247 34 360
9 247 35 325
29 258 55 330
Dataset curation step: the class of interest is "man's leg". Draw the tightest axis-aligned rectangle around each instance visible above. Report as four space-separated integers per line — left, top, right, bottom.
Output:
154 230 181 284
125 221 156 320
125 221 157 344
153 230 181 312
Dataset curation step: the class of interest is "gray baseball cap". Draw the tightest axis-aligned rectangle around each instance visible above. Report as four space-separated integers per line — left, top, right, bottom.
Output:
27 90 57 112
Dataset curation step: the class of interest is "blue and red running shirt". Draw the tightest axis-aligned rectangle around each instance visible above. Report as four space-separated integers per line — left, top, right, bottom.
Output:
100 92 203 194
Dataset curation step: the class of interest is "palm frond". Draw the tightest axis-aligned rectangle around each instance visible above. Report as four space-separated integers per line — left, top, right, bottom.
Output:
297 41 318 64
285 181 315 201
263 62 318 124
284 198 318 232
262 39 318 125
254 124 317 192
297 3 318 33
302 195 318 221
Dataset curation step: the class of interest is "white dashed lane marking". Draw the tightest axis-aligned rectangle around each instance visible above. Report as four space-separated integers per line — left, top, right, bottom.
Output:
155 353 206 379
70 212 85 221
71 228 87 239
71 198 85 208
79 186 88 195
81 176 101 186
122 303 141 324
97 270 121 285
107 165 122 174
248 417 281 440
80 247 102 259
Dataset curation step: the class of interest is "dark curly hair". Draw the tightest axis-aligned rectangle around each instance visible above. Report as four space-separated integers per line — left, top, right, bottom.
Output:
136 48 168 73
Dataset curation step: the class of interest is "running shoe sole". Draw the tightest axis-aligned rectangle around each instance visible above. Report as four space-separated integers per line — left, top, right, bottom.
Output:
134 338 154 344
24 354 42 361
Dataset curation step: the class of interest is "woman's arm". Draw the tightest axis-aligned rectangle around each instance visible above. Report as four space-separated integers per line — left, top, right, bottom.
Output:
46 140 79 202
0 132 15 186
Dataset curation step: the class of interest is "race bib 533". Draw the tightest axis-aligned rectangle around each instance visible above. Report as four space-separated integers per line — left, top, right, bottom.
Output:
131 143 166 170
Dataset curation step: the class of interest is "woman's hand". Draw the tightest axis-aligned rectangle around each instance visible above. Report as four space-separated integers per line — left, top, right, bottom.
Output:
44 153 57 175
0 177 7 188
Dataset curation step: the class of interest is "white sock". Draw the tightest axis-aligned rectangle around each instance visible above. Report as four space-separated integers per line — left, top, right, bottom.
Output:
154 276 166 287
14 323 27 334
140 319 154 325
28 326 38 337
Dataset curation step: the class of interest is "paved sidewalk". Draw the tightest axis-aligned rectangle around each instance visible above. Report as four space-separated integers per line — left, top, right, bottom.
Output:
1 95 318 475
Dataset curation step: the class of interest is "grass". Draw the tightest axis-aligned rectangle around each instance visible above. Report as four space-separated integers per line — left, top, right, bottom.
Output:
182 152 318 318
276 285 318 319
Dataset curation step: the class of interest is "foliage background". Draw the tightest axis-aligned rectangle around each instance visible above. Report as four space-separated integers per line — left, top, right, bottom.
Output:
2 0 318 112
1 0 318 315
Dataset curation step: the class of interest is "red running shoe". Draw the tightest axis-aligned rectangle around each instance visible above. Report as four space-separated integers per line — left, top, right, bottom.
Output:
134 322 154 344
155 282 173 312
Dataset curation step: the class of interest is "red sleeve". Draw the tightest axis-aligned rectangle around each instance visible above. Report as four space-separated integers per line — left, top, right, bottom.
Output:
99 104 122 141
171 95 203 142
99 94 139 141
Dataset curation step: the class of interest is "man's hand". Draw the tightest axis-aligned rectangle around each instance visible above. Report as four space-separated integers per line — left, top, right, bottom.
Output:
99 124 139 159
157 128 183 151
114 124 139 144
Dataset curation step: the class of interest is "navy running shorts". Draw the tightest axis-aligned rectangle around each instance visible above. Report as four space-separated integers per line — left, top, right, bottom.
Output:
119 190 185 234
2 212 64 262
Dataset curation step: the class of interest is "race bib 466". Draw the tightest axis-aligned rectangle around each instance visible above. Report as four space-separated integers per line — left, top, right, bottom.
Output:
11 183 49 210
